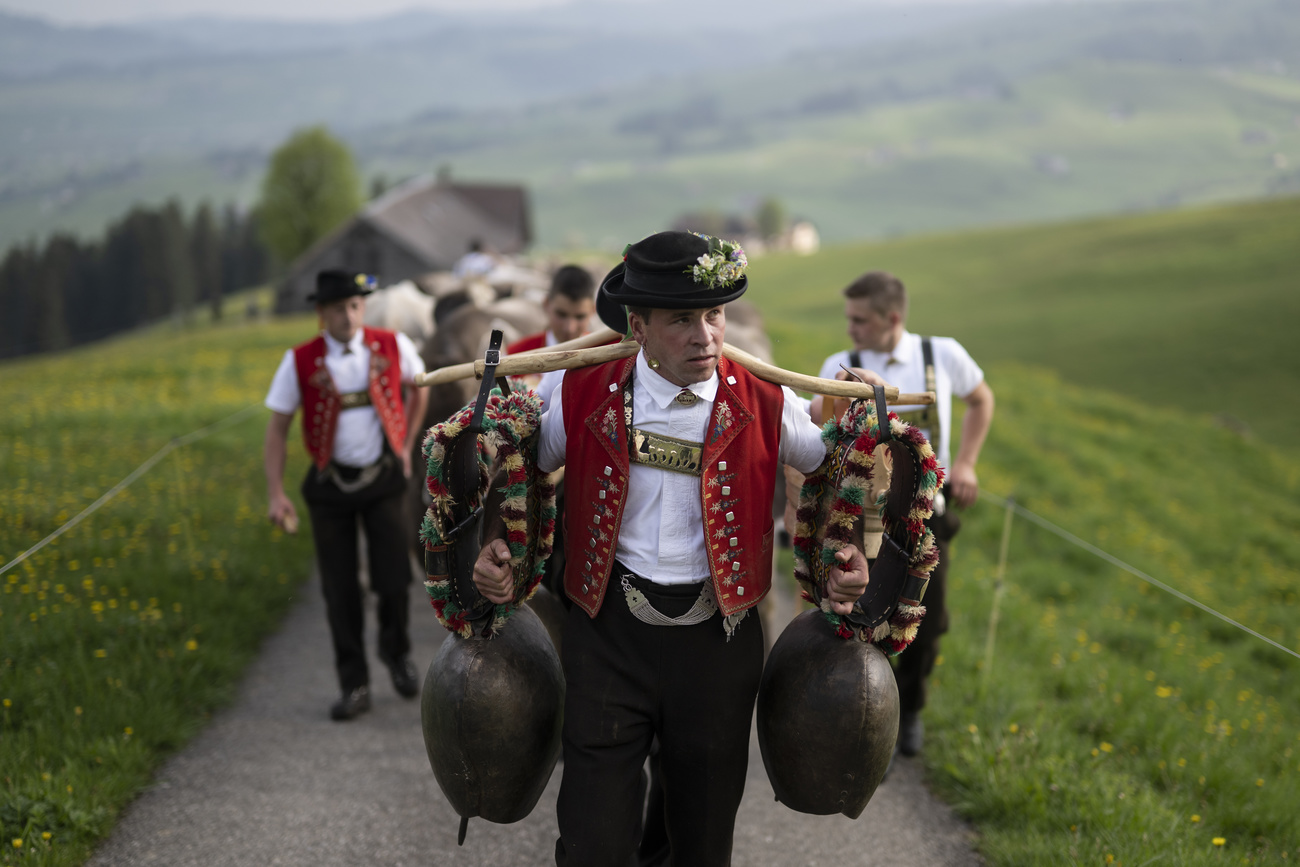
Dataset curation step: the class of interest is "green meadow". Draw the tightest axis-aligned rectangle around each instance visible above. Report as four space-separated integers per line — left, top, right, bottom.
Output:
752 196 1300 864
2 196 1299 865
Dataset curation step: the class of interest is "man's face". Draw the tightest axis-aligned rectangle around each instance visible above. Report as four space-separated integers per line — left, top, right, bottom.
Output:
844 298 896 353
630 306 726 388
318 295 366 343
546 295 596 344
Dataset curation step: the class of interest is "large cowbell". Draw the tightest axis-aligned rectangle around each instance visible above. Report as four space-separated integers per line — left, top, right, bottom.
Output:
758 386 938 819
418 329 564 843
756 610 898 818
420 605 564 838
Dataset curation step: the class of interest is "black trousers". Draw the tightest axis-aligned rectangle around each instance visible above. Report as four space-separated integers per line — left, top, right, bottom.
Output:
893 500 961 714
301 456 413 693
555 570 764 867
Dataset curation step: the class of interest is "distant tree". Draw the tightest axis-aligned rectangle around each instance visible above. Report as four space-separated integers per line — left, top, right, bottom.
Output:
369 174 390 200
220 205 268 296
0 243 38 358
191 202 223 320
160 199 199 318
755 198 788 241
257 126 361 265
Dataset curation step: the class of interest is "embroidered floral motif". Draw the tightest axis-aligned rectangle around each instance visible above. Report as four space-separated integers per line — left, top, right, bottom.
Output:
308 368 336 392
600 406 620 446
709 400 735 444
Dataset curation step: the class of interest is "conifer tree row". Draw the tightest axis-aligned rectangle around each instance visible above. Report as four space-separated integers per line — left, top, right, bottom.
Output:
0 200 269 359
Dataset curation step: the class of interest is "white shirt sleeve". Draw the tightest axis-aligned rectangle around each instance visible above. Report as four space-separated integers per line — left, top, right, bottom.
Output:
264 350 300 415
937 337 984 400
818 350 852 382
778 385 827 474
535 368 565 410
538 386 567 474
395 332 425 383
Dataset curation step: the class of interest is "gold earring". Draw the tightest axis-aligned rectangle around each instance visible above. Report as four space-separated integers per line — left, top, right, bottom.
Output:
648 356 661 370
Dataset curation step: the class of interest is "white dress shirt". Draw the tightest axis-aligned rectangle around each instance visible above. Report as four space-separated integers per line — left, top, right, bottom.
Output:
818 330 982 472
540 351 825 584
264 329 425 468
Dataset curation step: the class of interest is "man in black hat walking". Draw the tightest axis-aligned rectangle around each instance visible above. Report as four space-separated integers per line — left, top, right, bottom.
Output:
473 232 870 866
264 269 429 720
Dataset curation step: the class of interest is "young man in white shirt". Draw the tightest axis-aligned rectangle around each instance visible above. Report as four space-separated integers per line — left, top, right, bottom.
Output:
815 270 994 756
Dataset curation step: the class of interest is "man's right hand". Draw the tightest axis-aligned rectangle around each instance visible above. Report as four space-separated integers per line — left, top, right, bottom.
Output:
838 366 889 388
473 539 515 604
268 493 298 534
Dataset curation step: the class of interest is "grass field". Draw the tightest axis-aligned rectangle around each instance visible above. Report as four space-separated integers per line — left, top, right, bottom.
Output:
0 307 316 866
2 196 1298 865
748 196 1300 863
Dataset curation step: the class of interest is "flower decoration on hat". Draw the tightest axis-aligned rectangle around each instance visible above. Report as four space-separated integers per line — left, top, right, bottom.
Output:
687 233 748 290
354 273 378 291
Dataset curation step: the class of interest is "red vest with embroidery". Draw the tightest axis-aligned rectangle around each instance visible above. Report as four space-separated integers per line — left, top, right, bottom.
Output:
292 327 407 470
506 331 548 355
561 355 782 618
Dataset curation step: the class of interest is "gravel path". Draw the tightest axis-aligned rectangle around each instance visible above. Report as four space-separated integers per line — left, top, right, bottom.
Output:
87 566 982 867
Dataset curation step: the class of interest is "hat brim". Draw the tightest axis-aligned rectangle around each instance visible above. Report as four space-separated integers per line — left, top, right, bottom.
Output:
596 262 747 333
306 286 374 303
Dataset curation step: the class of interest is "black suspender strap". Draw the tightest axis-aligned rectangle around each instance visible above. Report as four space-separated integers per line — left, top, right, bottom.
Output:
921 336 936 398
849 350 861 370
873 384 891 444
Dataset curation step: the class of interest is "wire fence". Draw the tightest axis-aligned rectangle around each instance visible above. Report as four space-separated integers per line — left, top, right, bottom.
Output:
0 404 263 579
4 404 1295 665
977 489 1299 663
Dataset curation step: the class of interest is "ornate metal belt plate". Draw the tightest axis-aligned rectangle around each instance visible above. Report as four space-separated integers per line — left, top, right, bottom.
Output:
630 428 703 476
339 391 372 410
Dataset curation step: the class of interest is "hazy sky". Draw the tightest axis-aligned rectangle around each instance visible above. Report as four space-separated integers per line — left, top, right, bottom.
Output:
3 0 1030 25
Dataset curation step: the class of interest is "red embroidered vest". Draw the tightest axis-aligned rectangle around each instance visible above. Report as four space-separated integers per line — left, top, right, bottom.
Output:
505 331 548 355
292 327 407 470
561 355 782 618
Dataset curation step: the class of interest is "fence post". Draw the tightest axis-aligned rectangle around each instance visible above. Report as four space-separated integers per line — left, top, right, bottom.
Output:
979 495 1015 699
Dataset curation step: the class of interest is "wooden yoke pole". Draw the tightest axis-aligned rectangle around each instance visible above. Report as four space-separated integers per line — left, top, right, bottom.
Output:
416 328 935 406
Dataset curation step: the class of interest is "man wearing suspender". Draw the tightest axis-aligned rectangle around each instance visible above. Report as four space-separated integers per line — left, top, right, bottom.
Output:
814 270 994 757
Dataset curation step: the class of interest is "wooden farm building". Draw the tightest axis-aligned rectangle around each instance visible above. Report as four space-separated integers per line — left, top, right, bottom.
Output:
274 175 531 312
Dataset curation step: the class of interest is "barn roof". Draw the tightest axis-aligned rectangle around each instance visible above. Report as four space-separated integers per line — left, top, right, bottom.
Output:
363 176 532 267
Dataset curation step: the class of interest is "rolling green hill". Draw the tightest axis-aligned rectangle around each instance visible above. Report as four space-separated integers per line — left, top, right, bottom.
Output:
747 194 1300 450
2 0 1298 253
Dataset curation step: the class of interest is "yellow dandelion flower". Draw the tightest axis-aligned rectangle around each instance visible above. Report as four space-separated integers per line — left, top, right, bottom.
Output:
967 724 978 734
1091 748 1100 757
1191 814 1200 823
1008 723 1019 734
41 832 51 841
74 706 82 715
1100 742 1114 753
1256 778 1264 787
1105 855 1114 864
1213 837 1226 846
2 698 9 707
94 649 107 658
11 838 22 848
1156 685 1173 698
124 727 133 736
185 639 198 651
1178 758 1187 767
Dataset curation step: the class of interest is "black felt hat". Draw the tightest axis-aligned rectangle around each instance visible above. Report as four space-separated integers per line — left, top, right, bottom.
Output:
309 269 376 304
596 231 748 333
